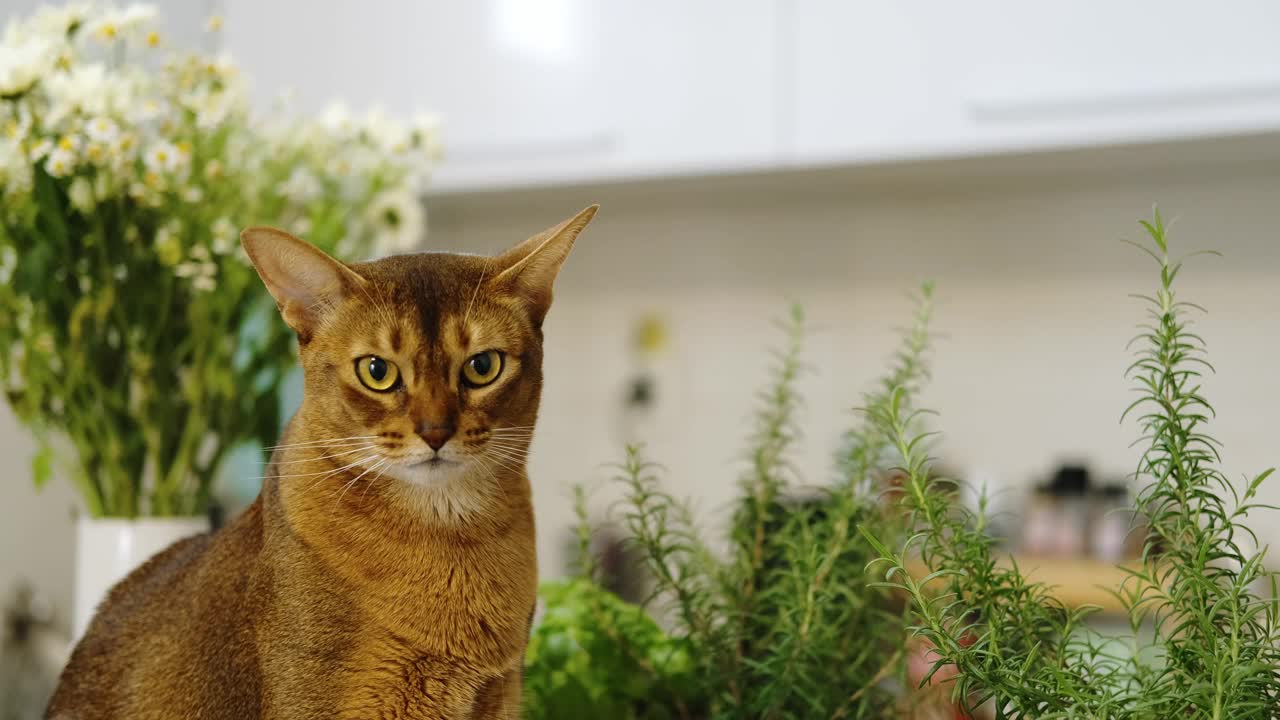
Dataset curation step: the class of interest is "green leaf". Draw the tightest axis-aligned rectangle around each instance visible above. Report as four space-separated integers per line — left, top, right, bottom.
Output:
31 443 52 490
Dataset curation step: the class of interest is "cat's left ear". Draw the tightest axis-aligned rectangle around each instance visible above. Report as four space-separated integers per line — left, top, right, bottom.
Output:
240 226 367 340
491 205 598 322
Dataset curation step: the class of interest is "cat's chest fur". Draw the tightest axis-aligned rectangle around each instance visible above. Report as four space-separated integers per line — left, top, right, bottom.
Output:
263 495 538 719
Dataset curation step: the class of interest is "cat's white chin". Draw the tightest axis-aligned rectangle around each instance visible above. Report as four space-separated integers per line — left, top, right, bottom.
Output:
384 457 470 487
381 457 497 522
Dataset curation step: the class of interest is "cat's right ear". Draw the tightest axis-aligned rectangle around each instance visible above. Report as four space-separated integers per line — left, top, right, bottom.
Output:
240 227 366 338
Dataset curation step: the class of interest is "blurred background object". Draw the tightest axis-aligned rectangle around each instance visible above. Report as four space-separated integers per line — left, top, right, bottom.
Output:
0 581 67 720
2 4 1280 715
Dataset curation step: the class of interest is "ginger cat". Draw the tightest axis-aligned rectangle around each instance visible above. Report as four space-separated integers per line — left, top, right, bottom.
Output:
47 205 599 719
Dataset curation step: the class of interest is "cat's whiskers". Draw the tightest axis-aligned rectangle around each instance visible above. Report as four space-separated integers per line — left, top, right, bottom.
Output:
471 455 515 503
485 441 529 458
334 459 388 506
298 454 381 493
485 441 532 459
259 454 374 480
480 448 526 476
271 445 378 466
360 461 394 502
266 435 378 451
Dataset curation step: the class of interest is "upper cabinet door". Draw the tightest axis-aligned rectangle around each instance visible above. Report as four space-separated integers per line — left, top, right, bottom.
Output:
792 0 1280 164
222 0 780 192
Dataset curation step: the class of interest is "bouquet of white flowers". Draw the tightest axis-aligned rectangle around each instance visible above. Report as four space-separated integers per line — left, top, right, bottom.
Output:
0 4 439 517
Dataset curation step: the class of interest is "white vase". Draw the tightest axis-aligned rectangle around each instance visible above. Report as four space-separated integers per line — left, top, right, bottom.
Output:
72 515 210 641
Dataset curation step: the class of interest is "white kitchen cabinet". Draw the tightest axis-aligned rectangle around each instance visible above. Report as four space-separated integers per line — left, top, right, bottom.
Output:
792 0 1280 165
221 0 781 193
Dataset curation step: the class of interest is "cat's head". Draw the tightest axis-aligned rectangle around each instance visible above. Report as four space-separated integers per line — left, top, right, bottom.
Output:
241 205 596 518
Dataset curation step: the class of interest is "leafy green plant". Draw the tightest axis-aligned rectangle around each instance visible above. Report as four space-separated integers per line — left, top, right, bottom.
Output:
529 294 948 719
865 210 1280 718
524 487 697 719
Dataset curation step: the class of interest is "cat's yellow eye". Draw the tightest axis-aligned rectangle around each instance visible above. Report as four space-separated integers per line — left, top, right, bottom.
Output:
462 350 503 388
355 355 400 392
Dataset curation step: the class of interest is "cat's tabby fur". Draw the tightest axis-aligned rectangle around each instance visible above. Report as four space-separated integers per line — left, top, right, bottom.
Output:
47 206 598 719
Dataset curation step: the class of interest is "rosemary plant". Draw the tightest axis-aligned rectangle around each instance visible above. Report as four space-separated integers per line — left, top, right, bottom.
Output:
529 292 945 719
865 211 1280 718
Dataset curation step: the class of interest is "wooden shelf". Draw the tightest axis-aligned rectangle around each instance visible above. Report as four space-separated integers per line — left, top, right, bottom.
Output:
903 554 1141 615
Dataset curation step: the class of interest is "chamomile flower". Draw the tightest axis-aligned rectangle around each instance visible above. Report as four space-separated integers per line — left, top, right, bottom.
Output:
16 3 91 40
187 89 237 130
319 101 356 137
0 36 56 95
46 63 134 124
155 222 182 266
210 217 236 254
86 4 157 45
0 139 31 193
84 116 119 143
175 255 216 291
27 138 52 160
45 146 76 177
68 177 95 212
281 166 321 203
365 188 426 254
143 139 186 175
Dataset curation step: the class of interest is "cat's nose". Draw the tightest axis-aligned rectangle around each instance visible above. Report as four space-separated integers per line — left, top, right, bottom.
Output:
418 425 455 451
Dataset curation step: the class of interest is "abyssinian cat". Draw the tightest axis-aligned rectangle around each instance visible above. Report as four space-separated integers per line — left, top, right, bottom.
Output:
47 205 599 719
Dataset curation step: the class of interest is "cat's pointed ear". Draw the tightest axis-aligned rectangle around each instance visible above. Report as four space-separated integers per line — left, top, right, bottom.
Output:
240 226 366 338
491 205 597 321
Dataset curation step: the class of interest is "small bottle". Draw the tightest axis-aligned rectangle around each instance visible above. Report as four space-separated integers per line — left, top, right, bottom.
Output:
1022 485 1058 556
1092 484 1134 562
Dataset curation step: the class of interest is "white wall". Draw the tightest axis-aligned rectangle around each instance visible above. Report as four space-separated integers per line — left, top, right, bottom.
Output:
426 138 1280 578
3 136 1279 630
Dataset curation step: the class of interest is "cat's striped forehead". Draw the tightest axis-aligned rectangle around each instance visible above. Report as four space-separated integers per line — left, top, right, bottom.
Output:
338 251 536 375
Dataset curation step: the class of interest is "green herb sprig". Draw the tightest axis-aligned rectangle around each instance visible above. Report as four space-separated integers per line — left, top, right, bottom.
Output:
864 210 1280 718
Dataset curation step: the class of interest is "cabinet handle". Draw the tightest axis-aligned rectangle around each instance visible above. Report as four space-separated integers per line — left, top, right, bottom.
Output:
968 81 1280 124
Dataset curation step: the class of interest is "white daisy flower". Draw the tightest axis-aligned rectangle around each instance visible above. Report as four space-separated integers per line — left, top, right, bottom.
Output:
364 188 426 254
0 36 56 95
176 257 217 291
319 101 355 136
129 97 169 124
410 112 444 157
143 139 186 175
68 176 95 212
363 106 409 154
46 63 134 124
155 224 182 266
0 139 31 193
0 246 16 284
45 146 76 177
210 217 236 254
27 138 53 161
281 166 321 203
17 4 91 40
4 106 33 143
84 116 119 143
86 4 157 45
